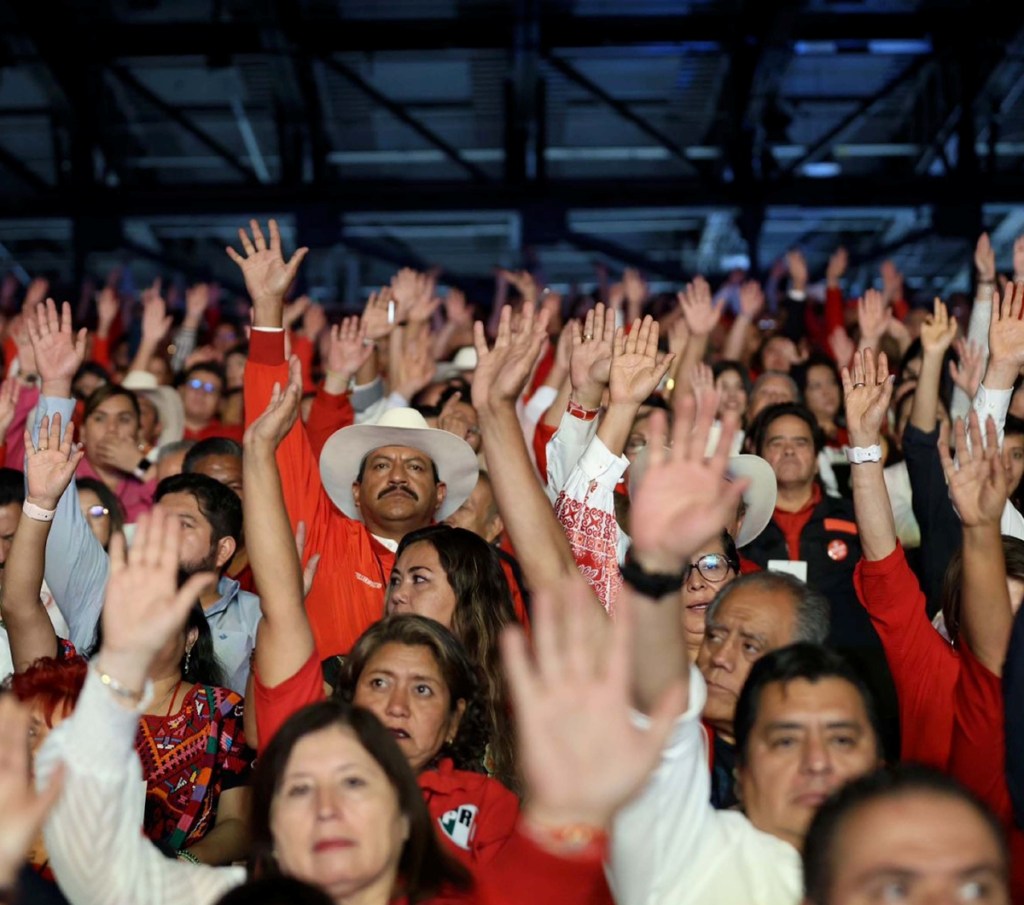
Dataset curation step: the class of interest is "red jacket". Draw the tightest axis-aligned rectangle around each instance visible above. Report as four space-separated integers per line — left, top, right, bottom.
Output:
243 330 391 657
853 544 958 767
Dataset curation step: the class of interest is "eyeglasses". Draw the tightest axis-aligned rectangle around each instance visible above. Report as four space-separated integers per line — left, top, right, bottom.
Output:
86 505 109 519
186 378 218 394
684 553 737 584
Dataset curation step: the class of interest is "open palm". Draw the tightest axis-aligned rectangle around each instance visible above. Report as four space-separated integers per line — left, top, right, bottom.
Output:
608 316 673 406
24 414 83 510
26 298 87 388
472 305 550 409
226 219 308 308
940 413 1006 528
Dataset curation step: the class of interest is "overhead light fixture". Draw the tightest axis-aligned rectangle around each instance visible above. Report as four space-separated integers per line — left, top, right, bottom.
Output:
802 161 841 178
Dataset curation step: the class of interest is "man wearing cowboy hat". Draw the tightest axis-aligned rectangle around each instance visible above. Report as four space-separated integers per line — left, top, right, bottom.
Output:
231 221 478 658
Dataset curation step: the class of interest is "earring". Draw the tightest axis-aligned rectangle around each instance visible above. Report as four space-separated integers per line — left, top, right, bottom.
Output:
184 647 192 677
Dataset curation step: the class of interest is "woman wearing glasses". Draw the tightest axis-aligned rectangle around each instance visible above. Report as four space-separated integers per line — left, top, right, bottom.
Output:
681 531 739 663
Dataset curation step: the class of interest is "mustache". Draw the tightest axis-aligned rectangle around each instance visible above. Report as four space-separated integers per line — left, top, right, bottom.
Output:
378 485 418 501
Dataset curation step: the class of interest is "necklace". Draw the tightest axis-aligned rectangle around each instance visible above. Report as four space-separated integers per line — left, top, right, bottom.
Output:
164 678 184 717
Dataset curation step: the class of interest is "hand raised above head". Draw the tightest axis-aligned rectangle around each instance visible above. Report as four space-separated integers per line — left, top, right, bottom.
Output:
25 298 87 399
225 219 308 319
841 347 893 448
472 304 551 411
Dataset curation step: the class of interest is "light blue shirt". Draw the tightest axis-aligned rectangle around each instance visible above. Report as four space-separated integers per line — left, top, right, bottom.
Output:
35 395 260 694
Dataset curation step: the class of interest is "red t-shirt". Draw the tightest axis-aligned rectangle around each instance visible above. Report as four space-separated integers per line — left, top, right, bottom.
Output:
853 544 959 767
771 484 823 561
183 420 244 443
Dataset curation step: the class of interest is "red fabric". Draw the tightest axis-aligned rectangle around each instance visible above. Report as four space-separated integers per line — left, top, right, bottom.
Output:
527 343 555 402
853 544 959 767
771 484 823 561
226 558 256 595
290 333 316 395
498 556 530 632
3 382 39 470
305 386 355 461
824 287 846 354
91 334 113 370
738 555 761 574
244 330 390 658
3 336 16 375
251 651 610 905
76 455 155 523
947 642 1010 823
532 420 556 477
183 420 244 443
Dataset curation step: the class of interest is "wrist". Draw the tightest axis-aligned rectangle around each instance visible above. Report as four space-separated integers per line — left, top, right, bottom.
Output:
252 295 285 328
523 805 611 839
571 387 604 411
40 380 71 399
846 433 881 450
94 650 150 696
984 360 1019 390
25 494 58 511
323 372 351 395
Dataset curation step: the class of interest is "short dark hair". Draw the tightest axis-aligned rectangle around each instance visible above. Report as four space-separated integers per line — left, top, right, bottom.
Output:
1005 414 1024 440
734 643 882 767
83 384 141 424
339 614 489 773
250 699 471 902
72 362 111 397
0 467 24 508
212 877 334 905
181 361 227 388
707 570 830 646
155 473 242 549
803 765 1008 905
712 359 753 397
751 402 825 456
940 535 1024 648
183 438 243 474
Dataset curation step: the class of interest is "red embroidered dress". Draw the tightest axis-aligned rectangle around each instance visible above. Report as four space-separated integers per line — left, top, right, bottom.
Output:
136 684 252 852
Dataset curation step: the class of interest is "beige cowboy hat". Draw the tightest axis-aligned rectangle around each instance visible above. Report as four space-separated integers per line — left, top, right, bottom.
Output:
121 370 186 447
432 345 478 383
628 449 777 549
319 407 479 521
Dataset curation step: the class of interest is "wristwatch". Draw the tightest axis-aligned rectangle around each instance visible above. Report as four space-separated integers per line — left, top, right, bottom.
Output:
845 444 882 464
620 554 687 599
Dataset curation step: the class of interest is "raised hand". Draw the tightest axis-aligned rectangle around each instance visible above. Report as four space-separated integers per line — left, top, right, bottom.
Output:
857 288 891 347
787 249 809 292
975 232 996 283
96 506 217 693
826 247 848 287
841 348 894 448
666 317 690 356
325 316 372 384
302 301 328 340
24 413 83 510
183 282 211 329
0 378 19 445
919 297 958 356
1015 236 1024 280
881 259 903 304
225 219 308 323
443 287 474 328
608 316 673 407
628 389 747 574
391 268 439 324
986 282 1024 388
502 577 684 831
499 269 540 310
22 277 48 315
738 279 765 320
678 277 724 338
11 315 37 378
828 325 856 369
139 285 172 346
95 286 119 337
472 304 551 411
282 295 312 331
244 356 303 452
569 302 615 408
939 412 1006 528
949 337 985 399
0 696 64 887
362 287 396 341
393 332 436 401
26 298 87 399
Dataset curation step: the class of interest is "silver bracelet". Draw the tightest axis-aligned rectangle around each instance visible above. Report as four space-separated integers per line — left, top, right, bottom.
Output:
94 666 144 703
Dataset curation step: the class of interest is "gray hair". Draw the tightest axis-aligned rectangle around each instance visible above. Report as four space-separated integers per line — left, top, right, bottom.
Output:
706 570 830 644
750 370 801 403
156 439 196 462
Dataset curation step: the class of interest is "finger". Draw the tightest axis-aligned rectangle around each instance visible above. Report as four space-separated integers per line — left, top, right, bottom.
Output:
495 305 512 346
583 306 594 342
44 298 59 335
303 554 321 594
602 304 616 342
876 351 890 386
251 219 267 251
284 247 309 281
671 392 698 462
500 624 540 723
613 325 625 359
237 228 256 257
949 418 969 470
268 218 281 253
60 301 74 335
985 416 1000 458
108 530 128 576
31 762 65 828
472 320 489 359
864 347 877 386
644 409 669 471
840 364 854 395
225 246 245 267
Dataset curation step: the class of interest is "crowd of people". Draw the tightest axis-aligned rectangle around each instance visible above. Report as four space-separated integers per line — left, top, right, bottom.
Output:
0 218 1017 904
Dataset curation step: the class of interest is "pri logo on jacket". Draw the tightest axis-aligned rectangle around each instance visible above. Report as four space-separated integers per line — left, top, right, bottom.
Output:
438 803 478 850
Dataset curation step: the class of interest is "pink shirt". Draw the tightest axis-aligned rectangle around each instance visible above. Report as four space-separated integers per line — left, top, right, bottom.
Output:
77 455 155 523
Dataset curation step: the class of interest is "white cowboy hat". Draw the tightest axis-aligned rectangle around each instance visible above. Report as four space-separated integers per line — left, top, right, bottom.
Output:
319 407 479 521
121 370 186 447
628 449 776 549
433 346 478 382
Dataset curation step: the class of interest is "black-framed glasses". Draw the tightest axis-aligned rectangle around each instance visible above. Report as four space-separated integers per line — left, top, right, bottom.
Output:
86 505 109 519
186 378 218 394
684 553 737 584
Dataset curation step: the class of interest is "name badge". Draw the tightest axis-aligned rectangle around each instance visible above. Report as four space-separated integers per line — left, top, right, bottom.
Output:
767 559 808 582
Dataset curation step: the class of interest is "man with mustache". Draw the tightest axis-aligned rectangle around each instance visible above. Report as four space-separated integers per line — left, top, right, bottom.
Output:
231 221 478 659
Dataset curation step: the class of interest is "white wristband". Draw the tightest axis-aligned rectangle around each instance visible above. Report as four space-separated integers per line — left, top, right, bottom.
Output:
845 444 882 464
22 500 55 522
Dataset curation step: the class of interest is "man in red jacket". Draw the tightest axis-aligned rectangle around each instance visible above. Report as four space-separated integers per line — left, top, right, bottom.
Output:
230 221 478 658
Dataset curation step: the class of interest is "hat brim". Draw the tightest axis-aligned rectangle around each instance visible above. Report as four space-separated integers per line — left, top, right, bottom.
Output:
319 423 479 520
137 387 185 447
730 454 777 548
